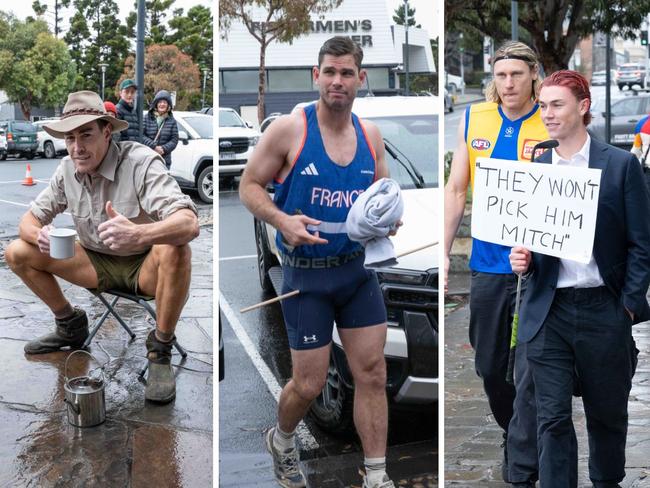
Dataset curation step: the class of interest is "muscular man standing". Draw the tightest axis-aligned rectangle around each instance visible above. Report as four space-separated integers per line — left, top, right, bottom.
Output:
240 36 394 488
444 41 547 486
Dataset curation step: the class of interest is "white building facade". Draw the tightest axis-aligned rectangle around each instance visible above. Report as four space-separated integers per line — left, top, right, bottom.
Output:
218 0 435 122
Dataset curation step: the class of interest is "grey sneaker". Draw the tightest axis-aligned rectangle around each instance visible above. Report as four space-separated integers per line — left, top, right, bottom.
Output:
362 474 395 488
265 427 306 488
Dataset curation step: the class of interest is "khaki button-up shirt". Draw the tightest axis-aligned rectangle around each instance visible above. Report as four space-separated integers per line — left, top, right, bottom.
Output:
30 141 198 256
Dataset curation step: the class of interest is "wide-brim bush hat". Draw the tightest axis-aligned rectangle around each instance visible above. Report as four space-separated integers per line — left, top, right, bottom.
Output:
44 91 129 139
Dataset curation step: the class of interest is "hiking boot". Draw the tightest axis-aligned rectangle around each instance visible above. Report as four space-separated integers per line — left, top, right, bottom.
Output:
144 330 176 403
24 308 89 354
265 427 306 488
362 474 395 488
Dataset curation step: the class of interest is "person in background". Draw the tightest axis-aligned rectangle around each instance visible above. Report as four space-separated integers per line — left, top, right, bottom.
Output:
142 90 179 170
116 79 140 142
630 114 650 190
104 101 120 142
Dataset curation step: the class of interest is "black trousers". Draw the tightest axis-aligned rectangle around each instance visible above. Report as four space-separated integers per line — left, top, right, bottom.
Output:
469 271 538 482
527 286 637 488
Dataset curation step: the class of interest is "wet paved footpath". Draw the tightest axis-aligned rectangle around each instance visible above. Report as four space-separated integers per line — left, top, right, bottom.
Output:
0 207 213 487
444 272 650 488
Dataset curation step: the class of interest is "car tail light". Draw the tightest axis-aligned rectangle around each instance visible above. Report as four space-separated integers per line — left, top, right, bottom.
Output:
6 132 12 141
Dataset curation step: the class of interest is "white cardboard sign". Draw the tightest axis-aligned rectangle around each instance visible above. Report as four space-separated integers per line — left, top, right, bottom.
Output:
471 157 602 263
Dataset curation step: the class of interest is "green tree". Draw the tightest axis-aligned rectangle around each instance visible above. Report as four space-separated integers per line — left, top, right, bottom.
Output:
126 0 176 45
31 0 72 37
220 0 343 123
167 5 213 73
64 0 130 98
445 0 650 73
393 4 421 28
118 44 200 110
0 15 75 119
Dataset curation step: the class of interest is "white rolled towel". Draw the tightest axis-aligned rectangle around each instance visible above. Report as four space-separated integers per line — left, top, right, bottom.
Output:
346 177 403 267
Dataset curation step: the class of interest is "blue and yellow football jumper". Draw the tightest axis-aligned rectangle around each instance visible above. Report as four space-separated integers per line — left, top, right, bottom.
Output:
465 101 548 273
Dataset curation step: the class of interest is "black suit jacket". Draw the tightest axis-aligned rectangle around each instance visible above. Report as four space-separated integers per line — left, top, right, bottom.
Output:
518 137 650 343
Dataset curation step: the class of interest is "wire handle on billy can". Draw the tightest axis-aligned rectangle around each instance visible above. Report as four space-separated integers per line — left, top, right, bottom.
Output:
64 349 106 384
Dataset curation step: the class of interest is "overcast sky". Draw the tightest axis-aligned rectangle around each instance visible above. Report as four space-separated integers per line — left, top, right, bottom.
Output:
385 0 438 39
3 0 211 32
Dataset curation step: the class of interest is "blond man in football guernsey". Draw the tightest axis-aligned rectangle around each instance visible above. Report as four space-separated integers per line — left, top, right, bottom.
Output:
444 41 548 487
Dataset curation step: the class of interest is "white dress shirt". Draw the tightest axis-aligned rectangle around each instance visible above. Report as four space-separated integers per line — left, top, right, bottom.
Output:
551 134 605 288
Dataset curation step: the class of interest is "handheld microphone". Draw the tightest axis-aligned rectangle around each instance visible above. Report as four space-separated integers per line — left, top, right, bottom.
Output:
531 139 559 162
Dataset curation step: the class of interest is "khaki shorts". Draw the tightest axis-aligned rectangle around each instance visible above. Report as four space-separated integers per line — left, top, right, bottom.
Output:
84 247 151 296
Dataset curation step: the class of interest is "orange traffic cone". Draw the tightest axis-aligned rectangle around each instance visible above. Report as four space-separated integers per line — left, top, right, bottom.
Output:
22 164 35 186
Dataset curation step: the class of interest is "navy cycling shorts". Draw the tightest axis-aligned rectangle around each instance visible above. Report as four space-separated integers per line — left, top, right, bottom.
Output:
279 254 387 350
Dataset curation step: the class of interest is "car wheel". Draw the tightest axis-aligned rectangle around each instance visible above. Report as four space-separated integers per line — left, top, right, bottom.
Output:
449 103 454 113
197 165 213 203
44 141 56 159
0 152 6 161
309 352 355 435
618 84 624 91
254 218 278 293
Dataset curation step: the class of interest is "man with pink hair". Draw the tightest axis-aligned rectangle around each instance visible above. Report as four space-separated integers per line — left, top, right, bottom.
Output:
510 70 650 487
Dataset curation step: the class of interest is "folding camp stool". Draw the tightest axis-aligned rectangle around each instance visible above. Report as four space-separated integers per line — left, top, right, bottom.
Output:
84 289 188 376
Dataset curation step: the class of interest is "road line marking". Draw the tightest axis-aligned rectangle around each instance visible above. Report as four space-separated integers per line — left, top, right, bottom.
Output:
0 199 71 217
0 199 29 207
0 179 48 184
219 254 256 262
219 291 320 451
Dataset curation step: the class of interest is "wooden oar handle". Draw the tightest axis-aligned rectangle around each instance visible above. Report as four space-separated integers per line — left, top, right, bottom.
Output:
239 289 300 313
395 241 438 259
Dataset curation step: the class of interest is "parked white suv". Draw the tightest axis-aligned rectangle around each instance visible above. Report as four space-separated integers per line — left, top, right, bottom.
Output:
254 96 439 432
170 111 213 203
218 107 260 179
33 119 67 159
445 71 465 95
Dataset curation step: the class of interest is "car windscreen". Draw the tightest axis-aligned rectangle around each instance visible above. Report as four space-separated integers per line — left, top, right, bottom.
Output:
219 110 245 128
182 116 213 139
13 122 36 133
368 114 439 189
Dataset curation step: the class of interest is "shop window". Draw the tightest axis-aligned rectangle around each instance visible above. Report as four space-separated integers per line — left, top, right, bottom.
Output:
222 70 264 93
269 70 313 92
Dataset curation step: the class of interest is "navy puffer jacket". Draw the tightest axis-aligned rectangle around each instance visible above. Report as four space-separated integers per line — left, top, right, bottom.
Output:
116 99 140 142
142 90 179 169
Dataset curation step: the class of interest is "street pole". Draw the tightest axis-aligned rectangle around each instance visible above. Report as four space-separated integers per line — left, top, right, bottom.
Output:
511 1 519 41
201 68 208 109
460 33 465 96
404 0 410 96
99 63 108 100
136 0 145 143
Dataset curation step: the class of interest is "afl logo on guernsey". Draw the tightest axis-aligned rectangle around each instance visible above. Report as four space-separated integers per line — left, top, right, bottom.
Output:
471 138 491 151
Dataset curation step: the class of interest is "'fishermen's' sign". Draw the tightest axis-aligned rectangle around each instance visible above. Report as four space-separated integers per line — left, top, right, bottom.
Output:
471 158 602 264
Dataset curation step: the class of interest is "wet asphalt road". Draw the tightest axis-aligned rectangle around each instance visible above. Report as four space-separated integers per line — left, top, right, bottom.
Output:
0 157 74 238
218 186 438 487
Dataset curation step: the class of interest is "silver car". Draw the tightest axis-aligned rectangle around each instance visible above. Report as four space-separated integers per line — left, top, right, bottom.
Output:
589 93 650 148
